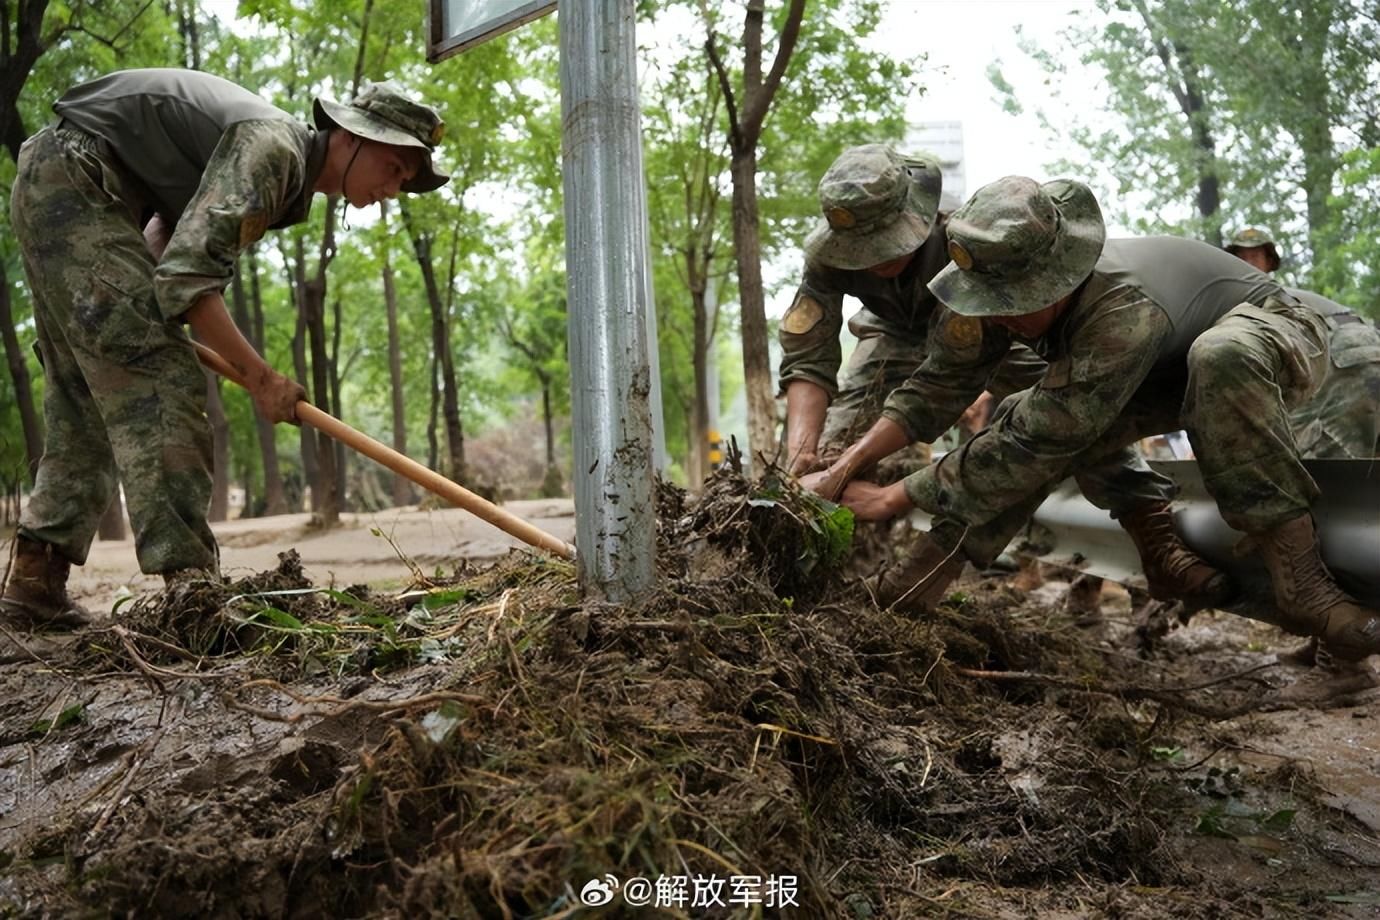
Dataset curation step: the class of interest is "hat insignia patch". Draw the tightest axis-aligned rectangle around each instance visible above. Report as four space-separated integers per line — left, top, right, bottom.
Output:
948 239 974 271
826 207 856 230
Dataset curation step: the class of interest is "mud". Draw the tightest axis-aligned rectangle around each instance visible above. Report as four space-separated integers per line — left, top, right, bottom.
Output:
1 473 1377 918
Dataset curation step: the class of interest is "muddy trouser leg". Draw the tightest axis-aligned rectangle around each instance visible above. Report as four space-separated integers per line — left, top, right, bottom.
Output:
10 125 218 574
820 332 931 476
1288 323 1380 459
1182 300 1329 533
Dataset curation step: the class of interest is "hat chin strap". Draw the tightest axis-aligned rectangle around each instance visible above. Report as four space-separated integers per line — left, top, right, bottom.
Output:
340 136 366 202
338 136 366 230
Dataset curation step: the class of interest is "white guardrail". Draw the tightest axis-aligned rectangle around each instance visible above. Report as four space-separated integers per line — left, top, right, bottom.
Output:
910 459 1380 620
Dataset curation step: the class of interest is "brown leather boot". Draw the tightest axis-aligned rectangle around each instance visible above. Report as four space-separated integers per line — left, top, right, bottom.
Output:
1119 501 1237 609
866 531 966 614
0 535 94 630
1256 514 1380 662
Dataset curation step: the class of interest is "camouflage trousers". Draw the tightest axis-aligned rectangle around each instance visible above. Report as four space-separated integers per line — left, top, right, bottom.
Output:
1289 319 1380 459
930 298 1331 563
10 123 217 574
818 327 934 477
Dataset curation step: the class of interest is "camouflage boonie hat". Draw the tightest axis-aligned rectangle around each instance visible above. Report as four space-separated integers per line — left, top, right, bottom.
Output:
1225 227 1280 272
802 144 942 271
313 80 448 193
928 176 1105 318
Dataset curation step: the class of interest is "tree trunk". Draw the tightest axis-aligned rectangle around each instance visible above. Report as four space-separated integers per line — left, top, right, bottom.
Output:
206 372 230 522
303 276 338 526
237 249 287 515
427 354 440 474
0 258 42 477
689 283 711 488
0 0 47 163
289 239 321 511
730 148 776 467
330 295 348 512
402 204 465 480
380 201 413 506
1293 1 1336 266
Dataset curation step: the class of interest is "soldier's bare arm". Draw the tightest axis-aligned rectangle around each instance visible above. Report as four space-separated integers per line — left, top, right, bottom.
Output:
784 380 830 475
185 291 306 424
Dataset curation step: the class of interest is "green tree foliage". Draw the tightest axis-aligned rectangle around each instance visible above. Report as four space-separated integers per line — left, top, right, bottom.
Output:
994 0 1380 293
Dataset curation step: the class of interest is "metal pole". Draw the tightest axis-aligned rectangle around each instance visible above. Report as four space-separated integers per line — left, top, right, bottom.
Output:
559 0 658 600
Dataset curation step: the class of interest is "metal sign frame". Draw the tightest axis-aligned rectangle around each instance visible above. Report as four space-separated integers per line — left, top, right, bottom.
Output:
427 0 556 63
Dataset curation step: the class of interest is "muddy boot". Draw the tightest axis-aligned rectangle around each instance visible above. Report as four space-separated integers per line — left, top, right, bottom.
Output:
1257 514 1380 662
0 535 94 630
1063 573 1105 627
1273 645 1380 705
1276 637 1319 669
1119 501 1237 610
865 531 966 614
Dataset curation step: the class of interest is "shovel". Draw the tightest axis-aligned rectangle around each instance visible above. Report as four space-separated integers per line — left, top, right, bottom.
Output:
194 342 576 561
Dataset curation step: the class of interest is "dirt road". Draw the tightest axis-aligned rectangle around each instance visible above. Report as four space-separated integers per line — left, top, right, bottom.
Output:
66 499 578 614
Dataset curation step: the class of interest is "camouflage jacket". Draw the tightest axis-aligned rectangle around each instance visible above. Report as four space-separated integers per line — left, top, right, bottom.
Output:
777 215 953 397
891 236 1291 525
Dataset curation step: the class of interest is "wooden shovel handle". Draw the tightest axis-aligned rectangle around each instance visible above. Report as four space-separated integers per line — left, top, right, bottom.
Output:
194 342 576 560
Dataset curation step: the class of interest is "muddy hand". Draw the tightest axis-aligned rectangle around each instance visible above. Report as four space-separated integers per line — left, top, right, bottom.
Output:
250 369 307 424
838 480 910 522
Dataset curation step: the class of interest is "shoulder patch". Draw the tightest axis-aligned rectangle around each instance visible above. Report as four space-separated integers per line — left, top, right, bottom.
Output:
941 314 984 350
782 295 825 335
239 212 269 248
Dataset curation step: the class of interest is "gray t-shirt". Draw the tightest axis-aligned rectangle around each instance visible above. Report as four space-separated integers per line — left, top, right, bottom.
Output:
54 68 300 222
1094 236 1285 365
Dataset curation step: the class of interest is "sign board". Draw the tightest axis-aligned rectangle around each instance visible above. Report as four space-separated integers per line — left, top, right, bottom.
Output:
428 0 556 63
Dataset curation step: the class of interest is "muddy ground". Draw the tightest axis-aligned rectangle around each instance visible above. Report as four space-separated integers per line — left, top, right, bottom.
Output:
1 478 1378 919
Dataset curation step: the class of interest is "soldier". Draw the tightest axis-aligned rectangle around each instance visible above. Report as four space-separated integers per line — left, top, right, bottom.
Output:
1220 232 1380 459
1224 227 1281 274
1 68 448 630
780 144 1045 477
808 176 1380 666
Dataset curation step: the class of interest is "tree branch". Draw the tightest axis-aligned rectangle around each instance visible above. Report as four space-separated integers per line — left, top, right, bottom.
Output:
740 0 805 142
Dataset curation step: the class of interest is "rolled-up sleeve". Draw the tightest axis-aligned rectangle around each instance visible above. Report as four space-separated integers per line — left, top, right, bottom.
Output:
154 119 306 319
902 291 1172 525
777 271 846 398
880 307 1011 442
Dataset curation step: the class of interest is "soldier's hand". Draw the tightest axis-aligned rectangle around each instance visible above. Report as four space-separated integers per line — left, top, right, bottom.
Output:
788 449 824 477
801 464 851 502
838 480 911 522
251 369 307 425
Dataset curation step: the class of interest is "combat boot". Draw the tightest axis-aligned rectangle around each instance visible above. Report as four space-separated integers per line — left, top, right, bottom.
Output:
0 535 93 630
1256 514 1380 661
1119 501 1237 610
866 531 966 614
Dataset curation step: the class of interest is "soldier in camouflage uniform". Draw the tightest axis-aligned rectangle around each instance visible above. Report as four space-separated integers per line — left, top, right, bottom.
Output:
809 176 1380 664
781 144 1047 476
1225 227 1281 274
1220 232 1380 459
2 69 447 630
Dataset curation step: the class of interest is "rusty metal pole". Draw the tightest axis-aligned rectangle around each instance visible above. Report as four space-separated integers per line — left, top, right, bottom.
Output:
559 0 658 600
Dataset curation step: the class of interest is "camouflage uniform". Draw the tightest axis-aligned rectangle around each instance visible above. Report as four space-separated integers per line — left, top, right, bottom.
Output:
1287 291 1380 459
1220 227 1379 458
886 179 1328 564
10 69 445 575
780 145 1045 460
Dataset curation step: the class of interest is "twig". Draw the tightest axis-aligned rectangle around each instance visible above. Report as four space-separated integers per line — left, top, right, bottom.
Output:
224 678 490 724
954 663 1281 720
